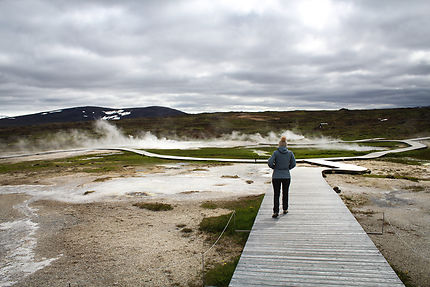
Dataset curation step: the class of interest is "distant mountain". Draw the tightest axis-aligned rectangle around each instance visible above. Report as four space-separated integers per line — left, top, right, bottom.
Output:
0 106 187 127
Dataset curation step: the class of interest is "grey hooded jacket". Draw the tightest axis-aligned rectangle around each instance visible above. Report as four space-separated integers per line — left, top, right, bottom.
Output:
268 147 296 178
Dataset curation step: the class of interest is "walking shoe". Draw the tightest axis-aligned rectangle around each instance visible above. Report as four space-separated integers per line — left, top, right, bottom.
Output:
283 210 288 214
272 213 278 218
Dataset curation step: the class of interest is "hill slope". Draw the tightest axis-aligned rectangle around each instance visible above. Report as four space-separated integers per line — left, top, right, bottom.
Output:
0 106 187 127
113 106 430 140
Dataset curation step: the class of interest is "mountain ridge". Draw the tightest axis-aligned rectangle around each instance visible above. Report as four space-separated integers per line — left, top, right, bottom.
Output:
0 106 187 127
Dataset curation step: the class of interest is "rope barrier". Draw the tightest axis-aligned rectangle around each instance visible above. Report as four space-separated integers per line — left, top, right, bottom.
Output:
201 210 236 286
203 211 236 256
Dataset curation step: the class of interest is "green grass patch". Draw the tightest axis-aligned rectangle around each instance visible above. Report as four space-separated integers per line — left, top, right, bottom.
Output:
0 160 59 173
132 202 173 211
200 202 218 209
289 148 368 159
146 146 370 160
199 195 264 286
379 146 430 164
146 147 265 159
356 141 408 148
204 256 240 287
199 194 264 244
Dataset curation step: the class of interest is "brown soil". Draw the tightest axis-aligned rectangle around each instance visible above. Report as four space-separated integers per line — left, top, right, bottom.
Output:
325 160 430 287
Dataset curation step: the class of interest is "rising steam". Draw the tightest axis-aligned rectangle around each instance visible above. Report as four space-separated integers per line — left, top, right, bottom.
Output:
2 120 382 154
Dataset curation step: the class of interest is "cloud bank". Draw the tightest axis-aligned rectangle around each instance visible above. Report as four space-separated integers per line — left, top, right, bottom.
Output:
1 0 429 116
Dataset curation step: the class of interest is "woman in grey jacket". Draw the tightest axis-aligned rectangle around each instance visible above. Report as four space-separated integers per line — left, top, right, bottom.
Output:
268 136 296 218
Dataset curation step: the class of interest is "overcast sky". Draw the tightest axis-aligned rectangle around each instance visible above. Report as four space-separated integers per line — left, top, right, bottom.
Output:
0 0 429 116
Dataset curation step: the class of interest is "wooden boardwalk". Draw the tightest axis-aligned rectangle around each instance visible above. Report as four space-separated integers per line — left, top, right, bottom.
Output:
229 167 404 287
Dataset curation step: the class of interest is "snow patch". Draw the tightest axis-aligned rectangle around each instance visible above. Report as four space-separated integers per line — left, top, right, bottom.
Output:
102 115 121 120
48 110 62 114
102 110 131 120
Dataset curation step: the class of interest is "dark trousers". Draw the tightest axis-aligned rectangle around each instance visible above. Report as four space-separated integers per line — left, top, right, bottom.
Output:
272 178 291 214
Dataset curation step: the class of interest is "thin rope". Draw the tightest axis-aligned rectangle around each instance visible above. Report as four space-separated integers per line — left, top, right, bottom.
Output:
203 211 236 256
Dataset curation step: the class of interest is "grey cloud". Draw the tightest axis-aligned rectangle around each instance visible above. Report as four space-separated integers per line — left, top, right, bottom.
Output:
0 0 429 116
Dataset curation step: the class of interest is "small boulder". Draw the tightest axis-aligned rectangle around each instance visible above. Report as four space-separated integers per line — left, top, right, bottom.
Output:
333 186 341 193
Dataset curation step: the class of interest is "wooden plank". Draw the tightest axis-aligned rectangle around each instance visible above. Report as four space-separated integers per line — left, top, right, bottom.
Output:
229 167 404 287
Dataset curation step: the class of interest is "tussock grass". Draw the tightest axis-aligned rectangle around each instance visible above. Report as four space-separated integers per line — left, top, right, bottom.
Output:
132 202 173 211
200 202 217 209
92 177 112 182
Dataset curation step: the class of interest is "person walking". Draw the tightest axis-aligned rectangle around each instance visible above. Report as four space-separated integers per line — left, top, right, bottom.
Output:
268 136 296 218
